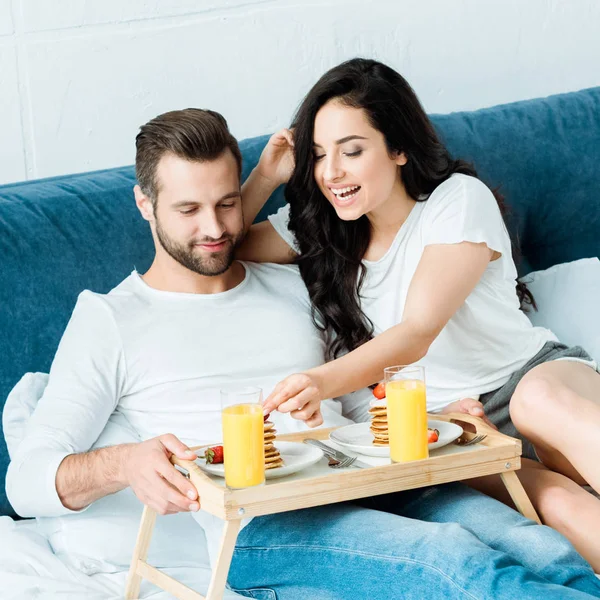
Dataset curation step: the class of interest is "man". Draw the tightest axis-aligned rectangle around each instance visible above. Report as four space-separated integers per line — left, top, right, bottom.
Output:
6 109 600 599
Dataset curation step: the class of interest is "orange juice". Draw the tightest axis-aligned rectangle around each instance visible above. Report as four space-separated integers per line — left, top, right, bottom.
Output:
222 403 265 488
386 379 428 462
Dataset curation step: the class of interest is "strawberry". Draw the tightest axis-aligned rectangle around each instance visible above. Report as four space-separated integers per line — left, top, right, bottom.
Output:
427 428 440 444
372 383 386 400
204 445 224 464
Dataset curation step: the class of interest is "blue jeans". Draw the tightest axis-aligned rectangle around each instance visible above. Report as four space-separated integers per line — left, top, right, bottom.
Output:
228 482 600 599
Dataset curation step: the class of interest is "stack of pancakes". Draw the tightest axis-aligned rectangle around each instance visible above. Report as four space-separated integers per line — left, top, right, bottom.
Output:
263 420 284 469
368 402 389 446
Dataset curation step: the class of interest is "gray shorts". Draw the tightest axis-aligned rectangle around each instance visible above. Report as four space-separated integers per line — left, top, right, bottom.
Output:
481 341 598 460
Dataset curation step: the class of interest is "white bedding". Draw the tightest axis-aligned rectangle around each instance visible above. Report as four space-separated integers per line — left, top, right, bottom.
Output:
3 373 599 599
0 516 243 599
2 373 244 599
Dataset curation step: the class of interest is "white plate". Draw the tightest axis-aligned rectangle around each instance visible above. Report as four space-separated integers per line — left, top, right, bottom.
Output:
329 420 463 458
196 441 324 480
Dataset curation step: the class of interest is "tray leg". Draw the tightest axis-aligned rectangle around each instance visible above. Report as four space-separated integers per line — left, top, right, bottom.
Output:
500 471 542 524
125 505 157 599
205 519 242 600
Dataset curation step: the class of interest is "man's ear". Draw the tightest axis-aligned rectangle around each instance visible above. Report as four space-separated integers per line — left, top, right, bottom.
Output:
395 152 408 167
134 185 155 222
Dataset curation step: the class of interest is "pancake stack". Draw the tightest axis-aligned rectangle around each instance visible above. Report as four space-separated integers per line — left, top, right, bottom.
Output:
368 401 389 446
263 419 284 469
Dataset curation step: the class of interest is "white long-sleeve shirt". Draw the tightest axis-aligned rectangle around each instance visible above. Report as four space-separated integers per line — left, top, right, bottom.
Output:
5 262 356 567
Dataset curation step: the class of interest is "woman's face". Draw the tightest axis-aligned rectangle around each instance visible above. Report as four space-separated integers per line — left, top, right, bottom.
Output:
312 99 407 221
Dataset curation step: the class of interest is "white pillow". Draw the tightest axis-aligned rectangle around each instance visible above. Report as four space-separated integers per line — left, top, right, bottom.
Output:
2 372 49 458
521 258 600 362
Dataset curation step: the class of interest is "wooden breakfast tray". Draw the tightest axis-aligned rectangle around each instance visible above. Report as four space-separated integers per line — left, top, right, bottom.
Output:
125 413 540 600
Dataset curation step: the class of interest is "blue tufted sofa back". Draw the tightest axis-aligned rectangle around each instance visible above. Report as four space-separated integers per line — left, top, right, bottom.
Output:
1 87 599 516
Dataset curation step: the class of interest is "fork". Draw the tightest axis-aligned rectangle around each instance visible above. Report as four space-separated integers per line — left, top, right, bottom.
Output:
454 434 487 446
304 439 357 468
327 455 357 469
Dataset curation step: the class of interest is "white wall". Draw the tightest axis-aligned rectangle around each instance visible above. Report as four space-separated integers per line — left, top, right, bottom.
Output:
1 0 599 185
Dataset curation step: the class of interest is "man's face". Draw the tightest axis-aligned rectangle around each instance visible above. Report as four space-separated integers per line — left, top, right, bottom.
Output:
151 150 244 276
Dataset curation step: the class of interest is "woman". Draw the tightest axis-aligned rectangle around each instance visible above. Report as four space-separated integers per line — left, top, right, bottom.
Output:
238 58 600 569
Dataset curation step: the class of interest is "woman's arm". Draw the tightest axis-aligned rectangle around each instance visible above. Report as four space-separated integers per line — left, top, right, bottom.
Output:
263 241 494 425
237 129 298 264
236 219 297 263
240 167 280 231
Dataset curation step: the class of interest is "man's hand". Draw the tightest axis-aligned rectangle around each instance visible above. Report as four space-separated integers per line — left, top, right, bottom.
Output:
123 434 201 515
256 128 295 187
263 372 324 428
440 398 498 430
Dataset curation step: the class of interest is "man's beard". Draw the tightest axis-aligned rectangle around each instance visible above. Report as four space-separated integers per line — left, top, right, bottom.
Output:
155 218 242 276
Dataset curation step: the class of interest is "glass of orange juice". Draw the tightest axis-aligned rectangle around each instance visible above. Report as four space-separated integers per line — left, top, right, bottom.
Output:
384 366 428 463
220 386 265 489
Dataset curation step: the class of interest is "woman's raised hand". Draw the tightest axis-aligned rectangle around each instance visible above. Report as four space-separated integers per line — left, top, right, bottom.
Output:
263 371 324 428
256 128 295 187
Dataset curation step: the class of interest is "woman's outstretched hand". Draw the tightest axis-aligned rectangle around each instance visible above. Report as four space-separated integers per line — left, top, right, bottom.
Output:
263 371 324 428
441 398 498 430
256 128 295 187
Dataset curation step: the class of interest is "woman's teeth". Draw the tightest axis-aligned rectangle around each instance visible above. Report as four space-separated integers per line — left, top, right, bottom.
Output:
332 185 361 201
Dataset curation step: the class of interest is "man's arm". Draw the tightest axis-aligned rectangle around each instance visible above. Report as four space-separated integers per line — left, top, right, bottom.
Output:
56 435 200 515
56 444 131 510
6 292 127 516
4 293 190 517
6 292 200 516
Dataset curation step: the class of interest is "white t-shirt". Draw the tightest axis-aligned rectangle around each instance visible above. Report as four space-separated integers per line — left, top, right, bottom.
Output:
6 262 353 566
269 174 557 416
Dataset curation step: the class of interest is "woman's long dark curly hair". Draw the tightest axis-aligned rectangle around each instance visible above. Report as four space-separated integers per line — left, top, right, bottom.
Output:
286 58 534 360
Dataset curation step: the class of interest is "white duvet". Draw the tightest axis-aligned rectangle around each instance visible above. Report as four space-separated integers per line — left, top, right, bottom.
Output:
1 373 244 600
0 516 245 600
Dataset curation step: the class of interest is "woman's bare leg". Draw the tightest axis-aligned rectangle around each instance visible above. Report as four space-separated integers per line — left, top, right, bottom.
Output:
466 461 600 572
509 361 600 492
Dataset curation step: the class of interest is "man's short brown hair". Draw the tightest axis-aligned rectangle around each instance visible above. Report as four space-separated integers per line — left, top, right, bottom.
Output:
135 108 242 204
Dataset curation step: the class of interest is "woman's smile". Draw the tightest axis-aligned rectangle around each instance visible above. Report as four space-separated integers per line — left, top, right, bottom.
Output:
328 184 362 207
